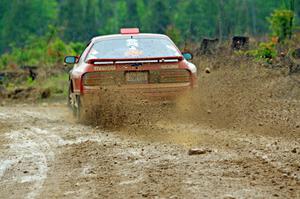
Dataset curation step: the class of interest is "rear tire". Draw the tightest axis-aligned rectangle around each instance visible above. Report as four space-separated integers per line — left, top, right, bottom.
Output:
67 82 83 121
73 95 82 120
67 84 77 117
67 83 72 109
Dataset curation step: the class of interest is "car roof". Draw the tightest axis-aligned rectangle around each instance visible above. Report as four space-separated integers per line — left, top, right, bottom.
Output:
91 33 170 43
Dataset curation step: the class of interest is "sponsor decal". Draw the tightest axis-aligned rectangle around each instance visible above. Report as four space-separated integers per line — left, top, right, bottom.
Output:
125 47 143 57
94 66 116 71
125 39 143 57
161 64 178 69
126 39 139 47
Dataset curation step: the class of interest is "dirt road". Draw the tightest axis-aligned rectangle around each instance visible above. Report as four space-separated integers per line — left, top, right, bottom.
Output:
0 102 299 199
1 56 300 198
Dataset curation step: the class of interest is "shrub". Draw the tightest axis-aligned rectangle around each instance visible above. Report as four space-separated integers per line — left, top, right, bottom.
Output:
42 73 69 95
0 53 10 70
245 42 277 62
69 42 85 55
46 38 75 65
268 9 294 42
0 36 80 70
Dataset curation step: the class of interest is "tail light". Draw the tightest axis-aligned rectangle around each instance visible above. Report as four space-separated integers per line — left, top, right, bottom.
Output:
150 69 190 83
160 69 190 83
83 72 121 86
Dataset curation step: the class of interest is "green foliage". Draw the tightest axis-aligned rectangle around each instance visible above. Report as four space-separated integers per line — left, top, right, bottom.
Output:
246 42 277 61
0 0 57 53
1 0 297 54
0 53 10 70
59 0 90 41
69 42 86 55
281 0 295 11
26 76 36 87
165 26 181 45
46 38 74 65
0 34 80 70
42 73 69 95
268 9 294 42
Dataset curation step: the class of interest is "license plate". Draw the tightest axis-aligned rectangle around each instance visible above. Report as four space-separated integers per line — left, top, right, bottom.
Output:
125 72 148 84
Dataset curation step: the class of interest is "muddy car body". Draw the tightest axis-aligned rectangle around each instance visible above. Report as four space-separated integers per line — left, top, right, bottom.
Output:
65 28 197 117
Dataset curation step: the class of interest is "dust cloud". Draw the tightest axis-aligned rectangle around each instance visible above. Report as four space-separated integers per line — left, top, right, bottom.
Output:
81 55 300 136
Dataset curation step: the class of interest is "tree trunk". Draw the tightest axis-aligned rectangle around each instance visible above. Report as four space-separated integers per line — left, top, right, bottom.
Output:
218 0 224 42
251 0 257 35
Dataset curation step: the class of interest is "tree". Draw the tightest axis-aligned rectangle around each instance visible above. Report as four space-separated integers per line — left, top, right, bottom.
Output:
0 0 298 54
84 0 100 40
136 0 150 32
58 0 85 41
269 9 294 41
148 1 171 34
0 0 57 52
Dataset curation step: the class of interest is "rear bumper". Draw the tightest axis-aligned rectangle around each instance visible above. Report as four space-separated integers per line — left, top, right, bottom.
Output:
82 82 192 99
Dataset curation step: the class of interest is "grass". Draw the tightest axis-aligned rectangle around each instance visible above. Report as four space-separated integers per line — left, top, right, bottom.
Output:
0 71 69 101
40 73 69 96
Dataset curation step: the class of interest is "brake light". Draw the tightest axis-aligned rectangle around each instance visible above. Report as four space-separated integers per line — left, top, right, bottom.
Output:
83 72 121 86
120 28 140 34
149 69 191 84
159 69 190 83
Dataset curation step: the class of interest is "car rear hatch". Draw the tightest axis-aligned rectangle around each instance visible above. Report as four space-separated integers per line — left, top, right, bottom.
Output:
82 57 191 95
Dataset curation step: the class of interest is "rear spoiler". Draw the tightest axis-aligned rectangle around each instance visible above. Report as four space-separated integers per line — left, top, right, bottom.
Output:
87 56 183 65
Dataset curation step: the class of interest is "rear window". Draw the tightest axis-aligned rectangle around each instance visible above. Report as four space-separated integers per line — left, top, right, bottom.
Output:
85 37 181 60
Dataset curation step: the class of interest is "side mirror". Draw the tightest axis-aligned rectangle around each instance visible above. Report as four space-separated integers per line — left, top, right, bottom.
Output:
182 52 193 61
64 56 78 64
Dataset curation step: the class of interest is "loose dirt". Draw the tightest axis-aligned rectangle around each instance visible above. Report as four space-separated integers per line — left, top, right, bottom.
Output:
0 56 299 198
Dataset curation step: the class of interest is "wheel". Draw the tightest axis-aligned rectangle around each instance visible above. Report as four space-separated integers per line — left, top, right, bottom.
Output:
67 81 82 120
67 82 73 109
73 95 82 120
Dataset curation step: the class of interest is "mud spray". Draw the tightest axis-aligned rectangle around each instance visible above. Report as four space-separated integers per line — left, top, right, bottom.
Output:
81 55 300 137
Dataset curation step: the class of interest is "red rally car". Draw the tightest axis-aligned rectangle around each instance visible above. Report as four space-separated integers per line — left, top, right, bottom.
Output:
64 28 197 117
